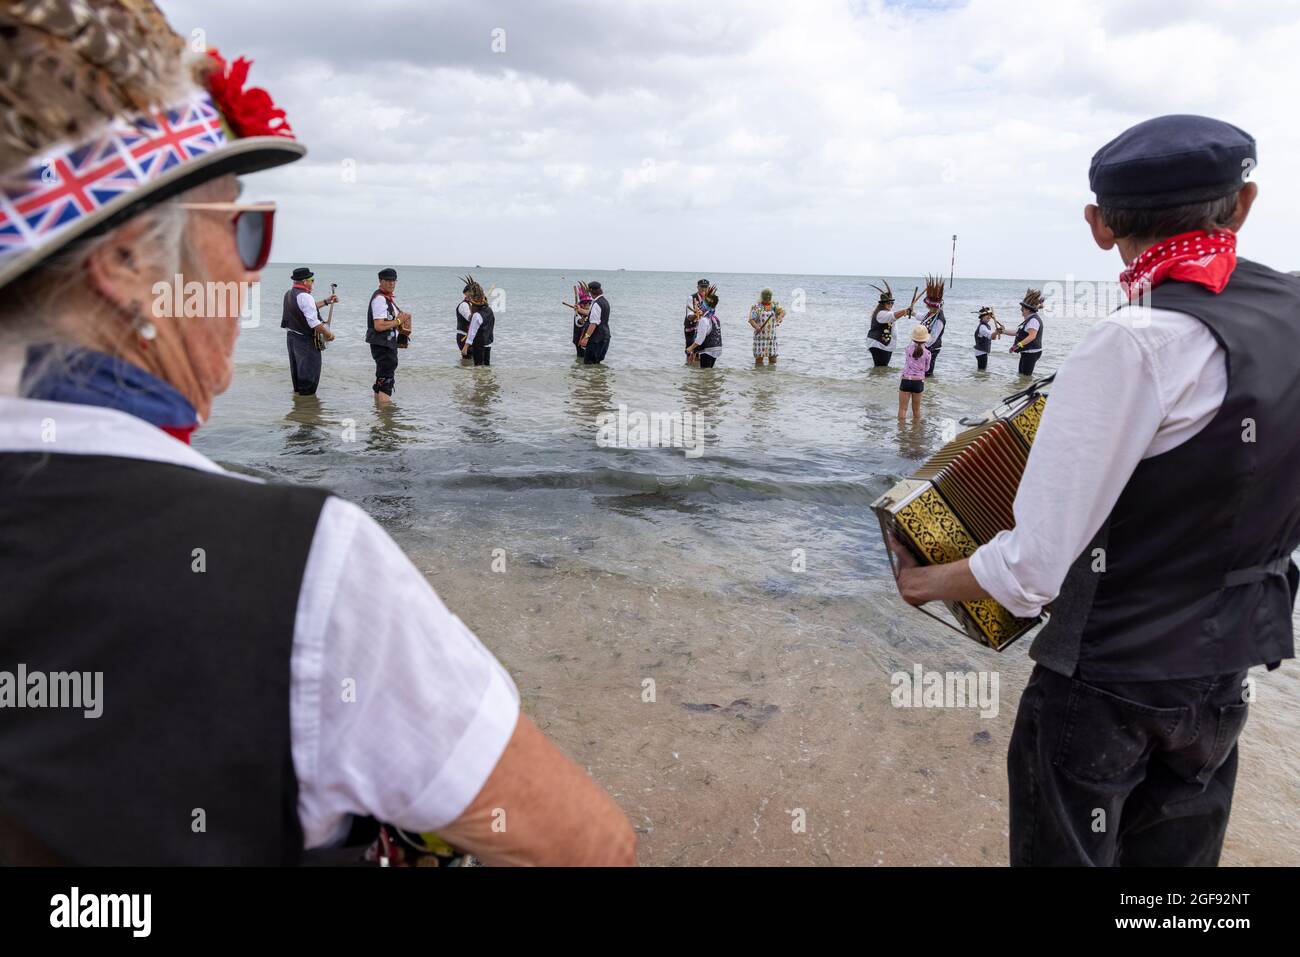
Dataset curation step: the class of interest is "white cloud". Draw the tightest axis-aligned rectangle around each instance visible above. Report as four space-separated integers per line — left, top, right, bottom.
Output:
160 0 1300 277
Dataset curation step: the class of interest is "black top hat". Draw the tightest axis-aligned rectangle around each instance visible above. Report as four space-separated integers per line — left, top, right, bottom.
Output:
291 267 314 282
378 268 398 281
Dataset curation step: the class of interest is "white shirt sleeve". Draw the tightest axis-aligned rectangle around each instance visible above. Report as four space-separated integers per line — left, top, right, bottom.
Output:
465 313 483 345
370 296 389 322
586 301 603 327
457 301 472 323
290 497 521 848
927 316 944 346
297 291 322 329
693 316 711 346
969 308 1226 618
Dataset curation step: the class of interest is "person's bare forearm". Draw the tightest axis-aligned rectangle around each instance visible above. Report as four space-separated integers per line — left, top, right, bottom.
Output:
438 715 637 866
895 557 990 606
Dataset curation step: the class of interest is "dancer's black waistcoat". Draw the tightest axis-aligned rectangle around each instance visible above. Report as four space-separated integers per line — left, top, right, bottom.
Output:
1015 312 1044 351
1034 259 1300 680
868 310 894 346
365 289 397 348
588 296 611 344
281 286 312 336
923 310 945 349
473 305 495 346
0 452 328 863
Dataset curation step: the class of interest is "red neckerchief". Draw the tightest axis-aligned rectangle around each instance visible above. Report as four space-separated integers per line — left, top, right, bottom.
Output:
1119 229 1237 302
292 281 312 292
161 425 196 444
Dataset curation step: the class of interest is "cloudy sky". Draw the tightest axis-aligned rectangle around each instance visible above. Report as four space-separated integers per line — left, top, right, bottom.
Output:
159 0 1300 279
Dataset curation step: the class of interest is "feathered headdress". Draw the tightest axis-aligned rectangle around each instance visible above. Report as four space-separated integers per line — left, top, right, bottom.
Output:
697 283 718 312
977 306 995 318
868 279 894 305
923 274 945 307
1020 288 1045 312
575 280 592 303
461 274 487 305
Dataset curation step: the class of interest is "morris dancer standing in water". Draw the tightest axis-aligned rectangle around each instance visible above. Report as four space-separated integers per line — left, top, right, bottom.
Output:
684 278 709 364
460 276 495 366
973 306 998 371
1011 288 1046 376
918 274 946 376
749 289 785 366
578 280 611 365
890 114 1300 866
456 281 473 358
282 266 336 395
569 281 593 358
686 285 722 368
366 267 409 403
866 280 919 367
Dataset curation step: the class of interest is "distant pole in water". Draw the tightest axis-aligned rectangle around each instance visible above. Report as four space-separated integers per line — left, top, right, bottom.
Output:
950 234 957 288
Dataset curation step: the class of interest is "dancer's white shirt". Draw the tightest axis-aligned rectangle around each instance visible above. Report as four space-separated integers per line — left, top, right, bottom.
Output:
969 306 1227 618
296 291 323 329
0 394 521 850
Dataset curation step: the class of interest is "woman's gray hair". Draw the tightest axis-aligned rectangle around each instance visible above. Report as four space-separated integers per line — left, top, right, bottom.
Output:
0 201 189 392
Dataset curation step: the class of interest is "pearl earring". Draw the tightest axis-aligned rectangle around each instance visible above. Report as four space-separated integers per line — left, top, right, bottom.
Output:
131 302 157 348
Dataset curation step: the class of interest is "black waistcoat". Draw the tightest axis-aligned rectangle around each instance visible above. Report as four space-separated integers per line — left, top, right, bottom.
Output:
1032 259 1300 681
588 296 611 343
281 286 312 336
868 308 894 347
700 313 722 350
365 289 397 349
472 305 495 347
974 322 991 351
1015 312 1044 351
456 301 470 334
923 310 945 349
0 452 328 863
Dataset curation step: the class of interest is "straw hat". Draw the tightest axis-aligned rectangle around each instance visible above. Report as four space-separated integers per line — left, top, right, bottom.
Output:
910 325 931 343
0 1 306 290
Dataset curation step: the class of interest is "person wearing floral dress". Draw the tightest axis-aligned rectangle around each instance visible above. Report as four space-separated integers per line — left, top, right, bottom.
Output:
748 289 785 366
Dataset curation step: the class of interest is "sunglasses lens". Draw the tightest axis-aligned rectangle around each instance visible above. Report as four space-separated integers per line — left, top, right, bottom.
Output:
234 210 271 270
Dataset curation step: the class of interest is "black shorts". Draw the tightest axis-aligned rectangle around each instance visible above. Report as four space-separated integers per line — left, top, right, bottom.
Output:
899 378 924 394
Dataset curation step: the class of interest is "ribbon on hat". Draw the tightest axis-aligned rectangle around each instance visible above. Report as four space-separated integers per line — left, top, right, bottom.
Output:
1118 228 1238 301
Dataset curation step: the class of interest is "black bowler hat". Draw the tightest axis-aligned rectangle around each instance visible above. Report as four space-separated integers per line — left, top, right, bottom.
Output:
378 267 398 281
1089 115 1256 210
291 266 314 281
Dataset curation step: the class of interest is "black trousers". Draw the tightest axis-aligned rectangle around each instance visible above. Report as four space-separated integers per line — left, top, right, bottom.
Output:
869 347 892 367
1008 664 1250 866
976 352 989 370
697 353 717 368
371 344 398 395
925 347 939 376
287 331 321 395
470 342 491 366
456 332 467 355
1018 350 1042 375
584 335 610 365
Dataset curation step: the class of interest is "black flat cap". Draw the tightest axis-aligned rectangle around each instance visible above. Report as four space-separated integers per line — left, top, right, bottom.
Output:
1089 115 1256 210
588 280 603 293
291 266 314 281
378 267 398 280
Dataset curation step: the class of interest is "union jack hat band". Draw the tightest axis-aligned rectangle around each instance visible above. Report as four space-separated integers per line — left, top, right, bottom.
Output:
0 91 304 291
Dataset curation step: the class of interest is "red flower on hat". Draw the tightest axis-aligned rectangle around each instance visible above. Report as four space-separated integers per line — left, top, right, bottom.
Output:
204 48 294 139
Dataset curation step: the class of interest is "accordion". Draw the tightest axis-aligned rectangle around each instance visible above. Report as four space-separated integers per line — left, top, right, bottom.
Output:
872 375 1054 650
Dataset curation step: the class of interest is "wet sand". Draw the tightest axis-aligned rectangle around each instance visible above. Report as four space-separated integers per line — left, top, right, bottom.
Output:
411 545 1300 866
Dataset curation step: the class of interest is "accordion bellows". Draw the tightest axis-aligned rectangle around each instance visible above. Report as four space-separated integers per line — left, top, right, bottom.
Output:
872 381 1051 650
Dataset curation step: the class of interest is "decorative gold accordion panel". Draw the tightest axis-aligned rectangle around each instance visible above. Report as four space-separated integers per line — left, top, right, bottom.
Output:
872 385 1051 650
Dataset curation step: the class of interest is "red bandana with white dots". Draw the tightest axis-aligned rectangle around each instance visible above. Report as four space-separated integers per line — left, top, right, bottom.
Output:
1119 228 1237 301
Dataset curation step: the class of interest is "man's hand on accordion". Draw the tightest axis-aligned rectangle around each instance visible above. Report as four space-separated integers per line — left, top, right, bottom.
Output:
887 534 990 607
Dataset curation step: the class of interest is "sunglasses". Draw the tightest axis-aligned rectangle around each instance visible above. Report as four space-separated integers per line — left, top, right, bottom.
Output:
177 201 277 271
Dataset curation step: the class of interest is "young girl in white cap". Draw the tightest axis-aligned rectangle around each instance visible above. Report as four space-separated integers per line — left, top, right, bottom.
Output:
897 324 931 420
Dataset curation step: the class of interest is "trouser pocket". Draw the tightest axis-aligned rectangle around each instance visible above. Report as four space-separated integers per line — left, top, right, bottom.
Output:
1053 679 1187 787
